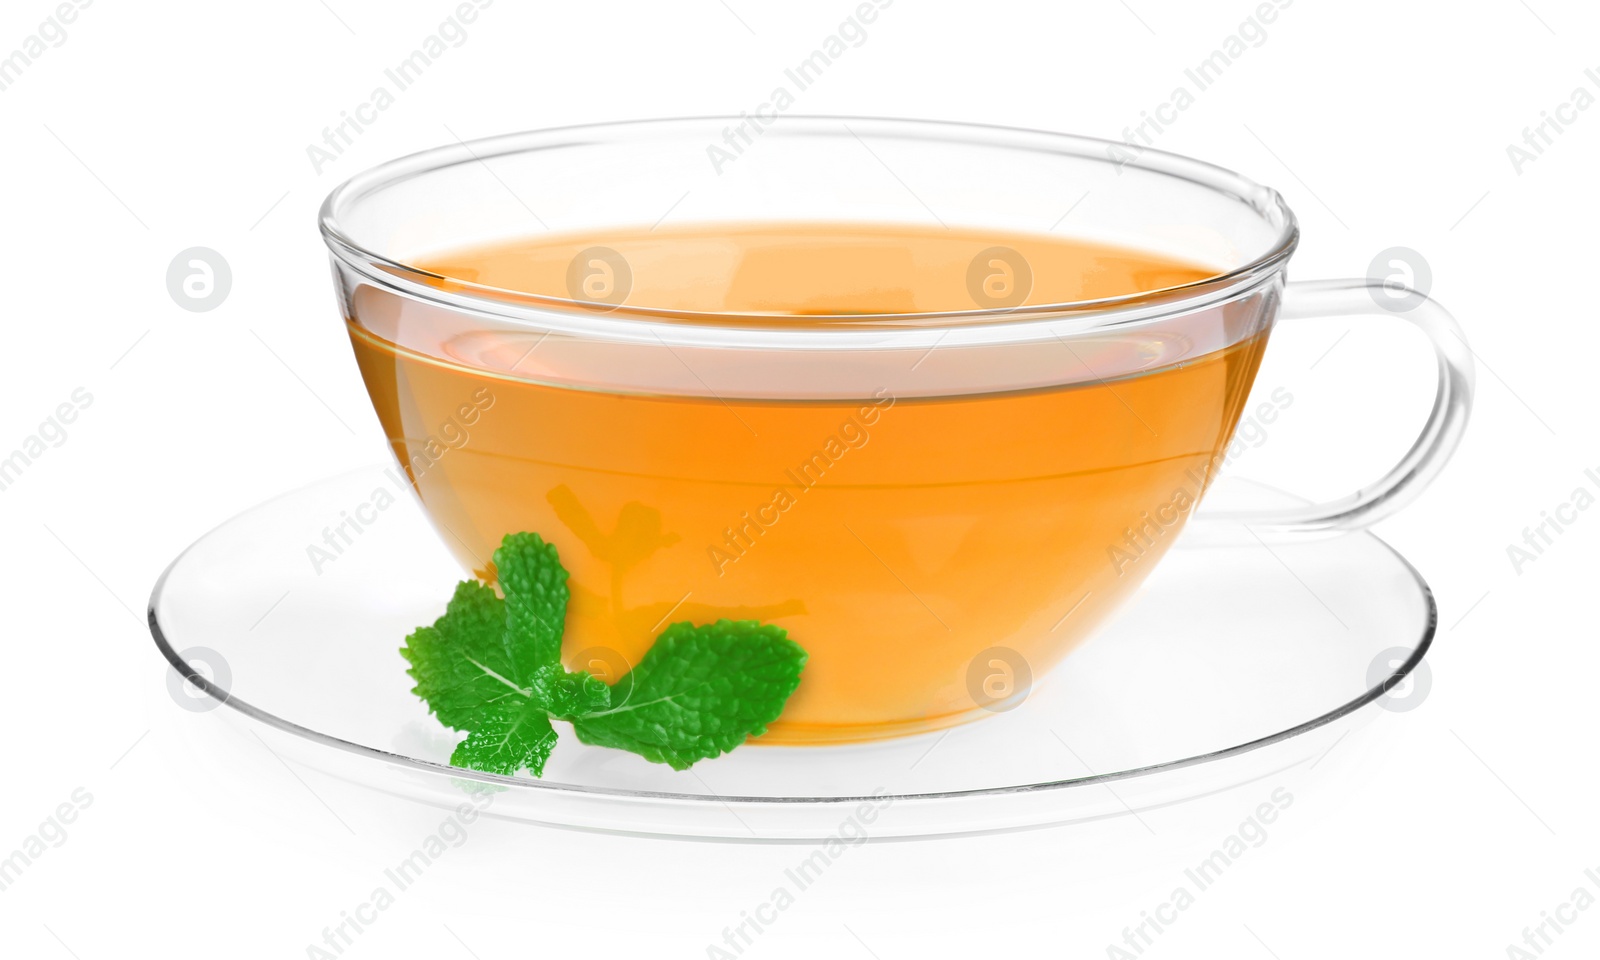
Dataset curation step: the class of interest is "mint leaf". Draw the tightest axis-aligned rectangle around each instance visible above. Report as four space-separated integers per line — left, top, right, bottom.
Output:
572 620 807 770
544 669 611 720
400 580 528 731
402 533 806 777
400 534 573 776
450 699 558 776
490 531 568 669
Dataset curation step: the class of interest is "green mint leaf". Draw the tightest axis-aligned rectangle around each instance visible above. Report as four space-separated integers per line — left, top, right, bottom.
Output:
400 580 530 733
404 533 806 777
490 532 568 670
449 699 559 776
572 620 807 770
401 533 573 777
545 670 612 720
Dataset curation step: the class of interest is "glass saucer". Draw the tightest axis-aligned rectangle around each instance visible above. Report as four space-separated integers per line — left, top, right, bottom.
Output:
148 467 1433 841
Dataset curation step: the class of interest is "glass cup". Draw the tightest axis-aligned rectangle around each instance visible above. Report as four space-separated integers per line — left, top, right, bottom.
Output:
320 117 1473 744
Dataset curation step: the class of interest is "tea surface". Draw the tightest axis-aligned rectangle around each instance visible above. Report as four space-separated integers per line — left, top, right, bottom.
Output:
419 221 1215 316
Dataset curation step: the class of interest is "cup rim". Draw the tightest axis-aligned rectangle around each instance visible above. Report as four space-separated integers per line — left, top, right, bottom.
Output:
320 115 1300 341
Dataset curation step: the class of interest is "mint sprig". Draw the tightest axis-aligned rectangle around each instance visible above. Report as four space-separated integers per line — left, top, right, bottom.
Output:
400 532 806 776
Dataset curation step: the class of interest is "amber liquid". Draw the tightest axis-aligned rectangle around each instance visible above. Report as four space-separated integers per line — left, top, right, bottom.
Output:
349 223 1267 743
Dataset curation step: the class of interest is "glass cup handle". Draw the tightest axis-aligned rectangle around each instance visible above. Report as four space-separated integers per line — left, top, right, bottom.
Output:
1199 277 1475 538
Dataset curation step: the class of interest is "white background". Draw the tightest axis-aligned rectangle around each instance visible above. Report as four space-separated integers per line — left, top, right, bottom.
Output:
1 0 1596 956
